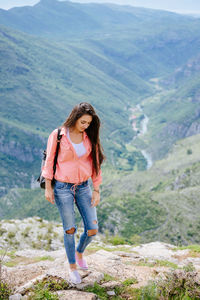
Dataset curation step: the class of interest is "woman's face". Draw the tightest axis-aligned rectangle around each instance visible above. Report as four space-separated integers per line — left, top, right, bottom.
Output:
75 114 92 133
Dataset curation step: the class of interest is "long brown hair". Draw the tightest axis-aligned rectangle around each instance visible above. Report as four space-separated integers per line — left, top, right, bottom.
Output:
63 102 105 174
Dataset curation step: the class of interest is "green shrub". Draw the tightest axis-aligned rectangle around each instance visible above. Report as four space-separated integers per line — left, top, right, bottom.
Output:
102 273 116 283
108 235 126 245
47 224 53 234
129 234 141 245
135 269 200 299
156 269 200 299
7 232 15 239
139 281 158 299
187 149 192 155
32 241 42 249
0 249 13 299
28 289 59 300
53 232 58 239
0 228 6 235
0 281 12 300
122 277 138 286
151 181 163 192
21 226 31 238
27 276 69 300
85 282 108 300
183 262 195 272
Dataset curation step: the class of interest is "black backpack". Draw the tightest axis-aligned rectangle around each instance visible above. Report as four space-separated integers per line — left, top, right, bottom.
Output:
37 128 62 189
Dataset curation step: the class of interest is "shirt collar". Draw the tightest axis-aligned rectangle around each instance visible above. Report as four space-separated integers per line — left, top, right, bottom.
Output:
83 131 88 140
60 127 66 135
61 127 88 140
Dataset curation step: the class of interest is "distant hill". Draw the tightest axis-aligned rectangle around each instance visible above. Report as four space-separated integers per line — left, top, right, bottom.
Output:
1 0 200 83
122 0 200 12
1 1 200 247
0 0 197 38
70 0 200 13
135 53 200 160
101 133 200 245
2 0 200 13
1 1 200 192
161 54 200 90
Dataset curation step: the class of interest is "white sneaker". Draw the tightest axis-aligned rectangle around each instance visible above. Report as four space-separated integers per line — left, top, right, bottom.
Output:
69 269 81 284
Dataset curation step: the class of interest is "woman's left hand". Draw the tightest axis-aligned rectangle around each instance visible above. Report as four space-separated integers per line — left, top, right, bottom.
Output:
91 190 100 207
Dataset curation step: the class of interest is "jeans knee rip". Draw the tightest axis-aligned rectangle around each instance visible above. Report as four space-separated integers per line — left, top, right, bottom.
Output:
65 226 77 235
87 229 98 236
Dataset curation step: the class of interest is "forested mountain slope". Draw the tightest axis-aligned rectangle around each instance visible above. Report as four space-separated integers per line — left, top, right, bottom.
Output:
1 1 200 246
134 53 200 160
1 133 200 245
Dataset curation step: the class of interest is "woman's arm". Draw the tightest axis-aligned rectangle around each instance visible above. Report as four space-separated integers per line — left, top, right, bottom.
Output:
42 129 58 204
91 167 102 188
45 178 55 204
91 169 102 207
41 129 58 180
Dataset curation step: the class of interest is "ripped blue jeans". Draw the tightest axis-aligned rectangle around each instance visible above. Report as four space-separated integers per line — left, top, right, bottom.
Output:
54 179 98 264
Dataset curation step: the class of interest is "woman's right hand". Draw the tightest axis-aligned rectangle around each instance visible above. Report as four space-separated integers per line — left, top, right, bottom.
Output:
45 188 55 204
45 179 55 204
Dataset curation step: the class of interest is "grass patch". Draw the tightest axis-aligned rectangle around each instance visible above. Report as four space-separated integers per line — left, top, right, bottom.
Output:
155 260 178 269
133 269 200 299
155 269 200 299
27 275 69 299
4 261 18 267
101 273 117 283
0 248 13 299
86 245 134 255
137 281 158 299
4 255 55 267
85 277 139 299
34 256 55 262
0 281 13 300
174 244 200 257
28 288 59 300
137 258 178 269
84 268 200 299
85 282 108 300
183 262 196 272
173 244 200 254
0 250 16 259
122 277 138 286
114 285 141 299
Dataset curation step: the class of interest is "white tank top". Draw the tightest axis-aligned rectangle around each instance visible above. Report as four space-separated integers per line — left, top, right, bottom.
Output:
67 129 87 157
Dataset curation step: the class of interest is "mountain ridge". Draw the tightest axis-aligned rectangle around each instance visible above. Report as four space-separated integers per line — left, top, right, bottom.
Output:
0 0 198 39
1 0 200 249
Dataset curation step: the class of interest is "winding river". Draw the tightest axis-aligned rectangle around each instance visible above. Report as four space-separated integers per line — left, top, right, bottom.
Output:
131 105 153 169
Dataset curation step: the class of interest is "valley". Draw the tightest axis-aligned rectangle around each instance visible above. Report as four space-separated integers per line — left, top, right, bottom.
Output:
0 0 200 246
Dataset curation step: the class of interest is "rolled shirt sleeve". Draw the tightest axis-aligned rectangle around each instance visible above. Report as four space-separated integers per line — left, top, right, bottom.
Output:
91 168 102 189
41 129 58 180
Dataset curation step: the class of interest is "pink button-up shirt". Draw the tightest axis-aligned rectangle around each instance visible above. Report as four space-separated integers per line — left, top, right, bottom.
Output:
42 127 102 188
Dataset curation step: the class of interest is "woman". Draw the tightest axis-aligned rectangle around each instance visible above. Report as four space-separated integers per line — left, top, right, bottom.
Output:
42 102 105 284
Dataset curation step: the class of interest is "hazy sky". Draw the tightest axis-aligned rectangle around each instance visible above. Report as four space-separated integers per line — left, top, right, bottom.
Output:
0 0 200 14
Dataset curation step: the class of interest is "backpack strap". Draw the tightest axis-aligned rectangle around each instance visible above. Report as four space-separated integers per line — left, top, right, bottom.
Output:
57 127 62 141
53 128 62 175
